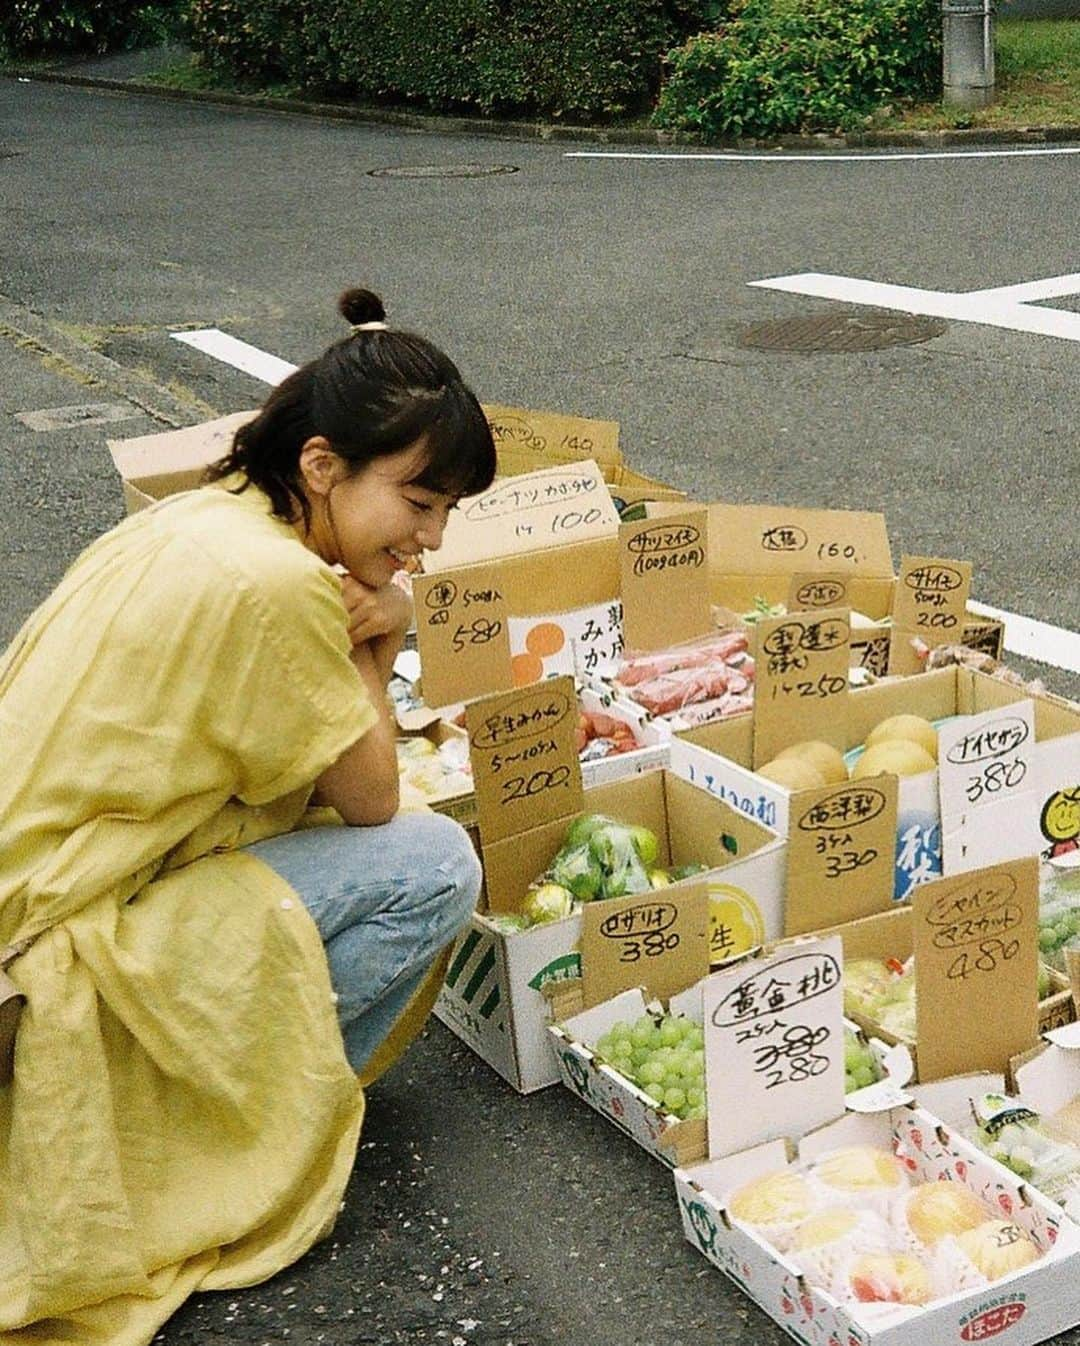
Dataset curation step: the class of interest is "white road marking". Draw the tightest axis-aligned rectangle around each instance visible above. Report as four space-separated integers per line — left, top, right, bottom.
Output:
966 602 1080 676
749 272 1080 343
15 402 138 431
172 327 1080 674
171 328 297 385
566 147 1080 163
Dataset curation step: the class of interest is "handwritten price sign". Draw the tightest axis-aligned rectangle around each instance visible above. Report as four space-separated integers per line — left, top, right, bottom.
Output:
939 703 1037 874
412 564 512 708
618 508 712 651
784 778 899 934
466 676 583 846
912 859 1039 1080
580 884 709 1007
888 555 972 675
752 608 851 767
702 937 845 1156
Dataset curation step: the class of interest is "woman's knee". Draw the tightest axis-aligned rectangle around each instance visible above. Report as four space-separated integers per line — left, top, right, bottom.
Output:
394 811 481 930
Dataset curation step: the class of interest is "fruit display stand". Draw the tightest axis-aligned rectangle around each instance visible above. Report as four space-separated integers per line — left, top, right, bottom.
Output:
671 663 1080 901
671 937 1080 1346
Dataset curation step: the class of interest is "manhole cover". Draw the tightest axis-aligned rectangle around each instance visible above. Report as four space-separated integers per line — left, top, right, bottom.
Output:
367 163 518 179
738 311 947 353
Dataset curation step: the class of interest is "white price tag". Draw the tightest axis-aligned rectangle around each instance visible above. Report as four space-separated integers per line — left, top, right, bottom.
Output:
939 702 1036 874
703 937 845 1158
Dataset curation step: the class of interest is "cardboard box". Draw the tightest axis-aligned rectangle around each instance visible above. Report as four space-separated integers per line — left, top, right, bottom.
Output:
434 764 786 1093
704 502 1003 670
548 983 709 1167
107 410 255 511
673 1103 1080 1346
671 664 1080 901
671 938 1080 1346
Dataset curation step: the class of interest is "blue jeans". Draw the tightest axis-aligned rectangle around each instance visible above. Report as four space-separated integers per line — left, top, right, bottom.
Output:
245 811 481 1074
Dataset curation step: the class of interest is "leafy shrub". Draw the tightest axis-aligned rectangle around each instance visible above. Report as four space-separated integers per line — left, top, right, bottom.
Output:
654 0 942 139
187 0 730 120
1 0 187 58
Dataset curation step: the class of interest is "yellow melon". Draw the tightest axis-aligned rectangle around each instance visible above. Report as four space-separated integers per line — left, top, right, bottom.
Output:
775 739 849 785
757 756 826 791
865 714 939 761
852 739 936 779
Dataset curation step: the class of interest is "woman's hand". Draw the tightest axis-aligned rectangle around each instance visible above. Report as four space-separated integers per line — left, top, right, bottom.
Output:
340 575 413 648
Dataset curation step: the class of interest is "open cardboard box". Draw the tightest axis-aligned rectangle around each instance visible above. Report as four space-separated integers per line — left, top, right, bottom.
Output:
704 502 1003 673
806 903 1075 1082
434 766 786 1093
107 410 255 512
671 664 1080 901
671 937 1080 1346
547 982 912 1171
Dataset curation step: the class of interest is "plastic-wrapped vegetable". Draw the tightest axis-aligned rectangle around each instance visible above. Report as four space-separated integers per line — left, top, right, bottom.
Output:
970 1093 1080 1209
541 814 661 906
1038 855 1080 972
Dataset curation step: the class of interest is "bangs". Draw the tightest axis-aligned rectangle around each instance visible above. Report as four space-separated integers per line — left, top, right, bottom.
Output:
405 383 497 500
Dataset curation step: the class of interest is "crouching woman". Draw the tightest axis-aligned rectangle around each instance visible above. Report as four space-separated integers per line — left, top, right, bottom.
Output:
0 287 495 1346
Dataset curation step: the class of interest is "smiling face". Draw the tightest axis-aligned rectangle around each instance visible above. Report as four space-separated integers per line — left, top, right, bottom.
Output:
295 436 457 585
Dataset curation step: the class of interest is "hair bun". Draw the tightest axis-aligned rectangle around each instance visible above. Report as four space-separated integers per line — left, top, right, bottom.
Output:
338 287 386 328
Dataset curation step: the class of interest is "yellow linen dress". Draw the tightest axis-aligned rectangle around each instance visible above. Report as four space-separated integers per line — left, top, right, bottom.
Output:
0 482 436 1345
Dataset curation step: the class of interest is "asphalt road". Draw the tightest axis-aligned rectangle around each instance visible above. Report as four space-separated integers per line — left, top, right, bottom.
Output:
1 75 1079 1346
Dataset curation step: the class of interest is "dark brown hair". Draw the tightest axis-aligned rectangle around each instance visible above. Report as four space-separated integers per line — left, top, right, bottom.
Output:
205 287 496 524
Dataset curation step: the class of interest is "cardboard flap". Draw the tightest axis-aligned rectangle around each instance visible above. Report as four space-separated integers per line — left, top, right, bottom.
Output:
888 555 973 675
425 460 620 572
107 410 256 494
912 858 1040 1081
579 883 710 1009
618 508 712 652
702 936 846 1159
708 504 893 582
465 677 584 847
483 403 622 475
412 563 513 708
783 776 900 935
751 608 851 767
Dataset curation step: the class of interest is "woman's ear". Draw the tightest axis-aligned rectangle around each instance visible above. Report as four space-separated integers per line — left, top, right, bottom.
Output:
297 436 343 498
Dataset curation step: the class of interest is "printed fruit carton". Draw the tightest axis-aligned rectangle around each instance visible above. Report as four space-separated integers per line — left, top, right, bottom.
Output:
674 1104 1080 1346
670 664 1080 901
434 768 785 1093
670 938 1080 1346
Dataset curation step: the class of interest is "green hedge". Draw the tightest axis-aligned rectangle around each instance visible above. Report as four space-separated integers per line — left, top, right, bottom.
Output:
188 0 726 120
654 0 942 138
1 0 184 56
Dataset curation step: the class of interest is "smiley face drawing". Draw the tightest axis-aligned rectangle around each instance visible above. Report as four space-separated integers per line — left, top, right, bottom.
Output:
1041 787 1080 859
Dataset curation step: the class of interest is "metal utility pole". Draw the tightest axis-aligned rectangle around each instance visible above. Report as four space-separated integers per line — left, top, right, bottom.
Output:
942 0 996 108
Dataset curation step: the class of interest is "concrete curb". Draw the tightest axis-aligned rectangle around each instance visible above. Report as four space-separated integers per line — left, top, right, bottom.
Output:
6 64 1080 151
0 293 214 428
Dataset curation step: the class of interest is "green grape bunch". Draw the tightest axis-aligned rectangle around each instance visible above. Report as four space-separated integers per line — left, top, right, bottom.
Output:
592 1013 707 1121
843 1025 881 1093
